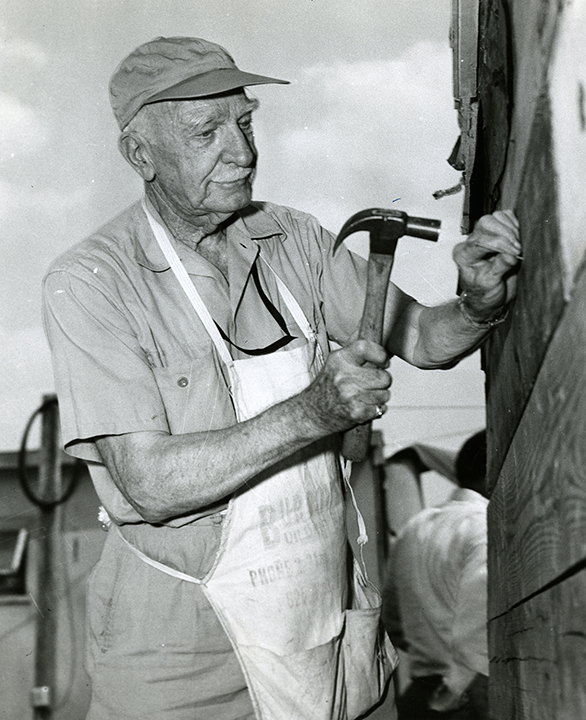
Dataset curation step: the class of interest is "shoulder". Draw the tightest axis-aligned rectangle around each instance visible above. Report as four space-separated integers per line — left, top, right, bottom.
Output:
438 496 488 527
397 498 486 546
245 201 336 251
44 202 144 279
249 200 327 231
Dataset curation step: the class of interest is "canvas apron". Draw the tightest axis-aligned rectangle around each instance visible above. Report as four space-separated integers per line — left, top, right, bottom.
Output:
117 205 397 719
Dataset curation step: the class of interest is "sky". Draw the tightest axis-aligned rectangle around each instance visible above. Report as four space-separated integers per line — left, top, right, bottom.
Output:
0 0 485 454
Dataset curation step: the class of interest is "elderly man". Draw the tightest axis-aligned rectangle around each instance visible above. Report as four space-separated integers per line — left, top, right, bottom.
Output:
43 37 520 720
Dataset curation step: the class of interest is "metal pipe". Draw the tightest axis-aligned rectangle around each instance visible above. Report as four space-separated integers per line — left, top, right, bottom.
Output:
31 394 62 720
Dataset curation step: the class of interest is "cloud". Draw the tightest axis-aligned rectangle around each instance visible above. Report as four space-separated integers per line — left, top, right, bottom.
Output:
0 178 95 341
301 39 450 103
253 39 464 304
254 40 460 227
0 31 49 157
292 40 456 181
0 95 48 157
0 177 92 223
0 34 47 68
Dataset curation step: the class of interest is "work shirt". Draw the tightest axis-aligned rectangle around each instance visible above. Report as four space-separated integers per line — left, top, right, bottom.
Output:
43 199 412 527
388 488 489 697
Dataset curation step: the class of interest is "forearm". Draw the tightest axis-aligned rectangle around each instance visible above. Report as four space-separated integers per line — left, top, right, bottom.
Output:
412 298 499 368
96 387 332 523
389 298 496 369
389 208 520 368
95 340 391 523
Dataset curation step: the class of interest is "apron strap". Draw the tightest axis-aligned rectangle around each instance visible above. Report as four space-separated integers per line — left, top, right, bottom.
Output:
341 458 372 579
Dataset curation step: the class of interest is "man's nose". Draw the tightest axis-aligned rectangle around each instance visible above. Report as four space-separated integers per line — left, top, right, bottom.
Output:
223 125 256 166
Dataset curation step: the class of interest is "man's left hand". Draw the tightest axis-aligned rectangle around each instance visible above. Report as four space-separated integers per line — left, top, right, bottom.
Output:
452 209 521 322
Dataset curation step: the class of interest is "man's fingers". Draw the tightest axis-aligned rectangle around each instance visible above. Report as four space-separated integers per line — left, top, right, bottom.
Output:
335 346 392 423
449 209 522 318
306 341 393 432
469 240 523 264
344 389 391 424
475 209 519 232
344 339 390 369
492 208 519 230
454 211 522 267
471 211 521 250
487 249 521 274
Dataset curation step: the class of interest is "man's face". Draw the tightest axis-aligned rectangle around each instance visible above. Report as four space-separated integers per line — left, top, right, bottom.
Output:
144 90 258 224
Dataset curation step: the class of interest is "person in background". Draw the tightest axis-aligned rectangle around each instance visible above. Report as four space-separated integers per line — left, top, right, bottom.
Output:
383 431 489 720
42 34 519 720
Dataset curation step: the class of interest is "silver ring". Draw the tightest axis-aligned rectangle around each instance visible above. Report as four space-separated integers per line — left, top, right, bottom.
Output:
375 405 384 419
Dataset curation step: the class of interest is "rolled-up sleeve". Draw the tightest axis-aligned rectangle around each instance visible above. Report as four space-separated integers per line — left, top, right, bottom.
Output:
42 269 168 462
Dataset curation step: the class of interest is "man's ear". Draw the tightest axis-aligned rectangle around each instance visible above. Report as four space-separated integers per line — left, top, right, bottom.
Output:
118 131 156 182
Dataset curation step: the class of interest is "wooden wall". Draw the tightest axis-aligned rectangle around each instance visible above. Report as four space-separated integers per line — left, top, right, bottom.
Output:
464 0 586 717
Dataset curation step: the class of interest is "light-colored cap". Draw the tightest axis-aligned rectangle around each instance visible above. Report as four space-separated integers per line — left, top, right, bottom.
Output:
109 36 289 129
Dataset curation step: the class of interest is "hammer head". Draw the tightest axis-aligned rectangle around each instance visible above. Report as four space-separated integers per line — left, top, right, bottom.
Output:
333 207 441 256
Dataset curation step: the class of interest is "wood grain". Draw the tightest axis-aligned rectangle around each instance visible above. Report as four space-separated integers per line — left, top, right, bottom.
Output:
489 567 586 720
488 261 586 616
484 92 565 486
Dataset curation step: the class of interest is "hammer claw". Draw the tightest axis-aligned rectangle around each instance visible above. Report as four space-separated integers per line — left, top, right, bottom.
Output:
334 207 440 254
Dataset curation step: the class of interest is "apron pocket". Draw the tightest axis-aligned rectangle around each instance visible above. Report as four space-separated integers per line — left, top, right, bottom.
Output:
237 639 345 720
343 559 399 720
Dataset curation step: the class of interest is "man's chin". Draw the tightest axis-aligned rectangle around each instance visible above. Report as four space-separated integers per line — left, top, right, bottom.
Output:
206 187 253 215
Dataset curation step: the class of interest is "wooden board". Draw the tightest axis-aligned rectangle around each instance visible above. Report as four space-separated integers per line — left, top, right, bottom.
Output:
476 0 511 212
488 260 586 615
499 0 562 208
549 0 586 294
451 0 480 101
489 567 586 720
469 1 567 481
484 91 565 485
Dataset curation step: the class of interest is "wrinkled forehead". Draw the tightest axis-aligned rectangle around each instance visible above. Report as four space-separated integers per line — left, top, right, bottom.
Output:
175 89 257 123
148 89 255 126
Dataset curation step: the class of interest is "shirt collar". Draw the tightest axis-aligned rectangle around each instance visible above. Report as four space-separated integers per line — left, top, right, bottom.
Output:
235 203 287 243
133 199 286 273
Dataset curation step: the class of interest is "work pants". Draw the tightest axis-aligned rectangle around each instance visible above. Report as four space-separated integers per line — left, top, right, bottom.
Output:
85 517 255 720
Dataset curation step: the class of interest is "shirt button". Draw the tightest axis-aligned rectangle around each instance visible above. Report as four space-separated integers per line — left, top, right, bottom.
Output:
177 376 189 387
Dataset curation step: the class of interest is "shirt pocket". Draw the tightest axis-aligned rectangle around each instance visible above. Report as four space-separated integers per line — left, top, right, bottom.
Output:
152 354 236 435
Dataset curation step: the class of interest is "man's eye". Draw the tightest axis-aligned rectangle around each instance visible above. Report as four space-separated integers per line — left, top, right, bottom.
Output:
191 124 216 139
239 117 254 132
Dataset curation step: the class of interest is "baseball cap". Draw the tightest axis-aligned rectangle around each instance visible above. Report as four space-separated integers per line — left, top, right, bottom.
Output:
109 36 289 129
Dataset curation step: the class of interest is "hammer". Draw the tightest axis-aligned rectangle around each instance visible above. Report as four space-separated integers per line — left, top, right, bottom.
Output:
333 208 441 462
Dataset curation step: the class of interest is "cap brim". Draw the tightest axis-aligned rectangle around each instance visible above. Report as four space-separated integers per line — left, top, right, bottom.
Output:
146 67 289 104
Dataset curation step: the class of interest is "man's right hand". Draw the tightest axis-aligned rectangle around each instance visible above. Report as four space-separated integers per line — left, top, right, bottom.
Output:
302 339 392 435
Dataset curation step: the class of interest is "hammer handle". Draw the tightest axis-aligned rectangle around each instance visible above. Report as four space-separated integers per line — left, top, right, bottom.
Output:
342 252 394 462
